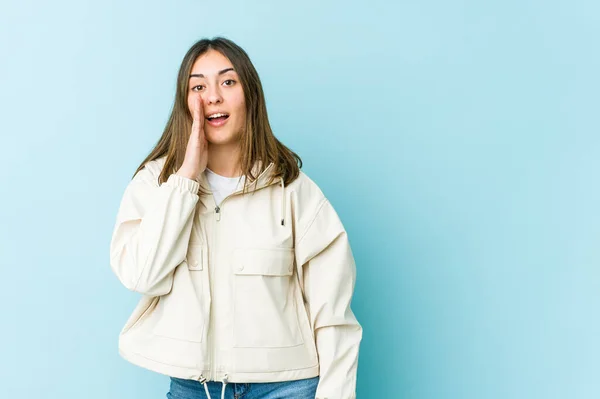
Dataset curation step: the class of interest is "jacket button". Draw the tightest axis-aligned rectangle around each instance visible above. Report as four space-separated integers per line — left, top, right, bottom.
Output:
238 264 244 271
191 260 198 267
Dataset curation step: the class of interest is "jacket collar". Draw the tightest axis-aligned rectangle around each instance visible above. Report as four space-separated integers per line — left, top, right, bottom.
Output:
197 159 277 195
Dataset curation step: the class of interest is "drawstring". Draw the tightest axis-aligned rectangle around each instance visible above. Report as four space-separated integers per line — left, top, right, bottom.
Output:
280 177 285 226
221 374 228 399
199 375 211 398
199 374 228 399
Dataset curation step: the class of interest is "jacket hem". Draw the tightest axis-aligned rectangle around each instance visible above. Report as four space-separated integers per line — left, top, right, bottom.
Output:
119 348 207 380
118 348 320 383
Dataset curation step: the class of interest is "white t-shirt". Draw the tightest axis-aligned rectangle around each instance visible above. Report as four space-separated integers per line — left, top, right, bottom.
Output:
205 168 246 206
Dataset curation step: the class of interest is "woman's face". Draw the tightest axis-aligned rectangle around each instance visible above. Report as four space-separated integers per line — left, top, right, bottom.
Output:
187 49 246 145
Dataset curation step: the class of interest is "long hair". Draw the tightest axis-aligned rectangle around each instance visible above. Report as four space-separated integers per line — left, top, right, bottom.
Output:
132 36 302 194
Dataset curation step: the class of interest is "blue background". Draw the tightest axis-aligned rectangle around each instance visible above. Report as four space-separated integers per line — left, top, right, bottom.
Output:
1 0 598 397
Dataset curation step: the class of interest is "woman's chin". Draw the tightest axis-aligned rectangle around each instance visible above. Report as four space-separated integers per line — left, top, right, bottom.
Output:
205 130 239 146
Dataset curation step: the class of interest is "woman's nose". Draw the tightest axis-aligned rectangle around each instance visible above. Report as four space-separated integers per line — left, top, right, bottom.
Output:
204 86 223 105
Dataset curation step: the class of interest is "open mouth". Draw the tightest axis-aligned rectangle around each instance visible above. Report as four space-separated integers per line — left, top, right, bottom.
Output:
206 113 229 121
206 113 230 127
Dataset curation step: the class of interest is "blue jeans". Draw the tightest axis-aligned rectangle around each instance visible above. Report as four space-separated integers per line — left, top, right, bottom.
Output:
167 376 319 399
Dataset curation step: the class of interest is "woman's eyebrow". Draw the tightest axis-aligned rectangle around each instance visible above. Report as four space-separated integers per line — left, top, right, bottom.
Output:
190 67 235 78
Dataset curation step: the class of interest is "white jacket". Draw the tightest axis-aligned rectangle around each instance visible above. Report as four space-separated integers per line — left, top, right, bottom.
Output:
109 156 362 398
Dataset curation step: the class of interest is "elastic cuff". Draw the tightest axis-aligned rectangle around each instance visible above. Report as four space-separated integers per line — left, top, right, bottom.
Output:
166 173 200 194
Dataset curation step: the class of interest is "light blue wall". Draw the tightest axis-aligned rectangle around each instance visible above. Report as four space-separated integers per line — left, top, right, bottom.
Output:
1 0 598 397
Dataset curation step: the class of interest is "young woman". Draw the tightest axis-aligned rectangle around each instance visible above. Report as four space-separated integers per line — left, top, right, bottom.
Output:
109 37 362 399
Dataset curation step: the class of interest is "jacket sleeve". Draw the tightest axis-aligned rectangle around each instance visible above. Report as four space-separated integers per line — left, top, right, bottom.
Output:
109 165 200 296
295 197 363 399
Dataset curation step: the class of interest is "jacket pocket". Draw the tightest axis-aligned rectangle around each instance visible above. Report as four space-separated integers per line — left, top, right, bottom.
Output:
232 247 304 348
121 296 159 336
151 243 207 342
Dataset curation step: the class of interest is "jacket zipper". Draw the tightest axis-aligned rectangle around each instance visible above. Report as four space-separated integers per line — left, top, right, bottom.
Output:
210 201 218 382
209 201 227 382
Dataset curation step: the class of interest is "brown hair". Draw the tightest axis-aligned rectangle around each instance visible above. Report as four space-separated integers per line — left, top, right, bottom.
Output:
132 36 302 194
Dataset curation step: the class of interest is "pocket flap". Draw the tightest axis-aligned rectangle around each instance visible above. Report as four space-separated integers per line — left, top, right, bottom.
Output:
186 243 206 271
232 247 294 276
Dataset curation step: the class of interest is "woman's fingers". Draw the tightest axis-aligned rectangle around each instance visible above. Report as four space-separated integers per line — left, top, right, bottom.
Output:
193 94 204 127
197 96 206 141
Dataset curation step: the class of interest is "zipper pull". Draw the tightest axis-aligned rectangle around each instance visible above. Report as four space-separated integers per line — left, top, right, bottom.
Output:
215 205 221 221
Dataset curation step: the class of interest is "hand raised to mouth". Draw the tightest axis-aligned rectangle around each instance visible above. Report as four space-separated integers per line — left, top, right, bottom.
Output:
177 93 209 182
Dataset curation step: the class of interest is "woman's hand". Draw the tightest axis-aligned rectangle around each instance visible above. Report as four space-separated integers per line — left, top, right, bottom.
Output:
176 93 208 181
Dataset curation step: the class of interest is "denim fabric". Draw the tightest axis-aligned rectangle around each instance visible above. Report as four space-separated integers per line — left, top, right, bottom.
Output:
167 375 319 399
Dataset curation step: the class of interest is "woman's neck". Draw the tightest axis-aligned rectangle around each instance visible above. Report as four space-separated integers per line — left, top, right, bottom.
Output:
206 143 242 177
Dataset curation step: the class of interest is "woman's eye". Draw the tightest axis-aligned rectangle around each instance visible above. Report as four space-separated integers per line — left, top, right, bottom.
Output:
223 79 235 86
192 85 204 91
